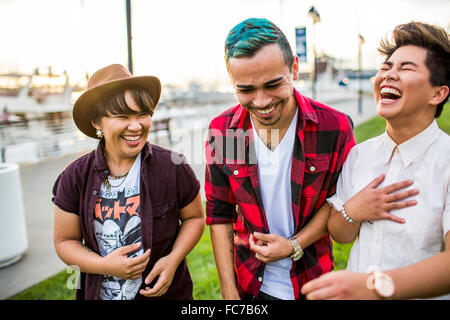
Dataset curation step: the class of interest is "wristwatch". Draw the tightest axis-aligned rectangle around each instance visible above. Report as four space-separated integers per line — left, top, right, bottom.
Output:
366 270 395 299
288 237 304 261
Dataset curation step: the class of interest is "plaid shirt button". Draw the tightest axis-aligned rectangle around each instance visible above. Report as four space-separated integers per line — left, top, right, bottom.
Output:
258 277 263 282
310 166 316 172
233 170 239 175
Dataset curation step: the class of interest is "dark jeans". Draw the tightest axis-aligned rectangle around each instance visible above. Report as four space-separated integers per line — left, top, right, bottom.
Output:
254 291 282 300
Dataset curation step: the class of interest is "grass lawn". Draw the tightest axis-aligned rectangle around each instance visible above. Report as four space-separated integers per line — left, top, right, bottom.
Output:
9 104 450 300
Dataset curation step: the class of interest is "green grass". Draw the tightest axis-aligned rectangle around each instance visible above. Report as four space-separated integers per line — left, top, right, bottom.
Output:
353 102 450 143
437 103 450 134
186 226 221 300
8 268 76 300
9 103 450 299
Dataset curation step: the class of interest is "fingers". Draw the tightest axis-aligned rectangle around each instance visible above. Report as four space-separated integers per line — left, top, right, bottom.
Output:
249 234 270 263
254 252 269 263
141 266 172 297
144 263 159 285
117 242 142 255
129 270 144 280
368 174 385 188
385 199 417 212
385 188 419 203
382 179 414 194
130 251 151 273
383 213 406 224
122 249 150 280
140 276 170 297
128 248 151 266
253 232 276 243
249 234 264 250
301 274 331 298
382 188 418 224
304 286 337 300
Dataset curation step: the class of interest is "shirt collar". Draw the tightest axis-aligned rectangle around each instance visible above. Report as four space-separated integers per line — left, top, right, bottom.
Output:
383 120 440 167
93 140 152 171
229 88 317 130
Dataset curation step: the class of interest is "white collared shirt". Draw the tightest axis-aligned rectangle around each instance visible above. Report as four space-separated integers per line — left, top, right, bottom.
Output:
328 120 450 299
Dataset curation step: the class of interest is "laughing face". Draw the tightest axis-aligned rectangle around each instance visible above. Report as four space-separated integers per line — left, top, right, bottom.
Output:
228 43 299 130
373 45 437 125
93 90 152 160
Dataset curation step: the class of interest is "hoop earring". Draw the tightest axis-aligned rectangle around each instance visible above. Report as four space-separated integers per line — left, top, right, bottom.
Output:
96 129 104 139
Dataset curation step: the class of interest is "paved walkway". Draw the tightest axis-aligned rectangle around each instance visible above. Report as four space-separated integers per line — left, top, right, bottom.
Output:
0 92 377 299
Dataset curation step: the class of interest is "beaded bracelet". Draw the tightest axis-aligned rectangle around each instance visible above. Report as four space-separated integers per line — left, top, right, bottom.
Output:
341 206 360 224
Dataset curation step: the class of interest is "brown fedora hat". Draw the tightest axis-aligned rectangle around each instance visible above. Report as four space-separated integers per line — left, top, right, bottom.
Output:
73 64 161 139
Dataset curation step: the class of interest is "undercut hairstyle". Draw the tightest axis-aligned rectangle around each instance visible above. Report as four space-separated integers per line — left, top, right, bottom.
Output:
378 21 450 118
90 85 155 125
224 18 294 71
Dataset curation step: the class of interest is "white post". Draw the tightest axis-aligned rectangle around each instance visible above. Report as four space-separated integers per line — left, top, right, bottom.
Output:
0 163 28 268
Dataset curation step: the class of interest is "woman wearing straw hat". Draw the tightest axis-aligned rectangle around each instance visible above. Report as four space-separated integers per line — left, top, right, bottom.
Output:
52 64 205 300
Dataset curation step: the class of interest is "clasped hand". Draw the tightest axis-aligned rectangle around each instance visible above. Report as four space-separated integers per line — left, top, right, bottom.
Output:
102 242 150 280
102 242 177 297
249 232 292 263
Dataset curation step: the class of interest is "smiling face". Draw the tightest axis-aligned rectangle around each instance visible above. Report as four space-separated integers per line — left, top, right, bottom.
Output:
374 45 438 126
93 90 152 161
228 43 299 131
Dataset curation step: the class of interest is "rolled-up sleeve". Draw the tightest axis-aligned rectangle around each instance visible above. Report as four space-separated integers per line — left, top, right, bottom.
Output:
327 146 356 212
52 167 80 214
175 154 201 210
327 114 356 198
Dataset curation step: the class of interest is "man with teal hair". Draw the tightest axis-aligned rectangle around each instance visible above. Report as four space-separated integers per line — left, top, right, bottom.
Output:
204 17 357 300
205 17 425 300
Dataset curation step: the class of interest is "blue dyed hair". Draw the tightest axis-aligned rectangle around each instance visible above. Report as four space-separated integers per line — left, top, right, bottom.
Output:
225 18 294 69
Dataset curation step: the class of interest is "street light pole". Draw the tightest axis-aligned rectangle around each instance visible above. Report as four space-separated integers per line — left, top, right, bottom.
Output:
308 6 320 100
126 0 133 74
357 33 364 115
311 24 317 99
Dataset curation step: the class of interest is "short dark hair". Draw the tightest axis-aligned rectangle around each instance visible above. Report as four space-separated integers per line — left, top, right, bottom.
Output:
90 85 155 125
225 18 294 70
378 21 450 118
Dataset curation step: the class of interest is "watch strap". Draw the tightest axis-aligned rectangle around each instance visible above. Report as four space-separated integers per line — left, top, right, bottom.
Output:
288 236 304 261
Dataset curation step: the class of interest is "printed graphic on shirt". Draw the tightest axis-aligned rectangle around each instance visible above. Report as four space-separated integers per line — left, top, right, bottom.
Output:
94 153 143 300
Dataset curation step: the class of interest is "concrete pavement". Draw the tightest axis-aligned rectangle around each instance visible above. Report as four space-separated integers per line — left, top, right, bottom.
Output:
0 92 377 299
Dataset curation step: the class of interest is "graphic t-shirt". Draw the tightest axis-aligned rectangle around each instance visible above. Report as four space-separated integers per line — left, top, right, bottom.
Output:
94 153 143 300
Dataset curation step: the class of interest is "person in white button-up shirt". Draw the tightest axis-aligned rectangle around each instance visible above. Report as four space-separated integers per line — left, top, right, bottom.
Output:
302 21 450 300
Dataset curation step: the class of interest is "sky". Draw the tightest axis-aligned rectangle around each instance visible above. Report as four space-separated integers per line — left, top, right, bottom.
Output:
0 0 449 88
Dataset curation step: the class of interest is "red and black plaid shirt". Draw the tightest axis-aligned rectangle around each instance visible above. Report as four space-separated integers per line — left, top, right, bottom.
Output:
205 88 355 299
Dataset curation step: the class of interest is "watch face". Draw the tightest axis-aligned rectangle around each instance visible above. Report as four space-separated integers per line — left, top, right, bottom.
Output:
374 274 395 298
292 250 304 261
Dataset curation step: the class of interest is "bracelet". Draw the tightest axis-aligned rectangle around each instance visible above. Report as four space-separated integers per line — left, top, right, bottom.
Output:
341 206 360 224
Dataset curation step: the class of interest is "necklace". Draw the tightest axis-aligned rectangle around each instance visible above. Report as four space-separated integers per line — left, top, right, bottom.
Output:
104 172 129 191
102 150 131 191
109 172 129 179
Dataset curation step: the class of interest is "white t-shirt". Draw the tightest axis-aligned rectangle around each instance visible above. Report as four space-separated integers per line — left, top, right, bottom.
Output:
94 152 143 300
251 110 298 300
328 120 450 299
